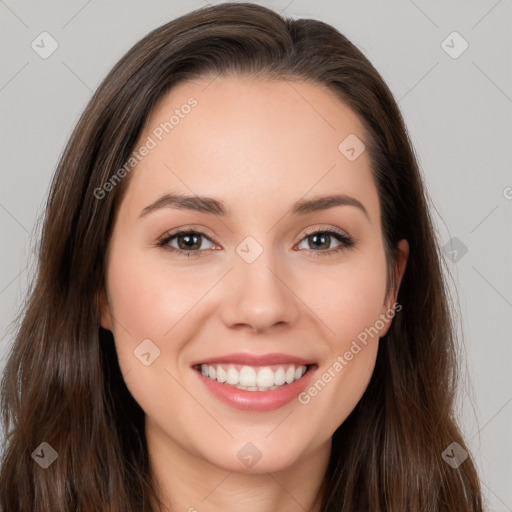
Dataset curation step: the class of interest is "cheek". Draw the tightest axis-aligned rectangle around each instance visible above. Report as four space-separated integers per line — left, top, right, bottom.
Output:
106 245 210 337
293 249 387 424
300 252 389 345
103 245 213 417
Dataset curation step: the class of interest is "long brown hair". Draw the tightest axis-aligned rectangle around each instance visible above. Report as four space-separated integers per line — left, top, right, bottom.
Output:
0 3 483 511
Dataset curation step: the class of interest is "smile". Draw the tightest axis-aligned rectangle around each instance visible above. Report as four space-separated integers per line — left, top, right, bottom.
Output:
191 355 319 411
194 363 310 391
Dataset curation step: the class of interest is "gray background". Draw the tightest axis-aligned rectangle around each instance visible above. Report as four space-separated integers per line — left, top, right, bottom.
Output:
1 1 511 510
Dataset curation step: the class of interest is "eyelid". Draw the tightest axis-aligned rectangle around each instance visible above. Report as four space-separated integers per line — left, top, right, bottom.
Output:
298 225 351 242
156 224 218 243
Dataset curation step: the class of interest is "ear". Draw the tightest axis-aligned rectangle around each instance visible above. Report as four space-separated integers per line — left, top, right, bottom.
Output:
379 238 409 337
97 287 113 331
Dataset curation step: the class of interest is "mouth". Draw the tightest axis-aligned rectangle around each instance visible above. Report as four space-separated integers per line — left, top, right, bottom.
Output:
190 352 319 411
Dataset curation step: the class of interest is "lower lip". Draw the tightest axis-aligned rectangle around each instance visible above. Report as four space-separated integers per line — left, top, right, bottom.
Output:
193 365 318 412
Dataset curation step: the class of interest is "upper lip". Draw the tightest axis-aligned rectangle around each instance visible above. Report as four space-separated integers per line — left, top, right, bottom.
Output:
190 352 316 367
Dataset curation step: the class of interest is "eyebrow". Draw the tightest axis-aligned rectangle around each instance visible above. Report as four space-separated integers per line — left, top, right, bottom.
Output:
139 193 370 221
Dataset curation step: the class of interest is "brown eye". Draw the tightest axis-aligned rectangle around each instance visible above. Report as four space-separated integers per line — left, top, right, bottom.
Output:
296 229 354 255
157 230 216 254
176 233 202 250
306 233 331 250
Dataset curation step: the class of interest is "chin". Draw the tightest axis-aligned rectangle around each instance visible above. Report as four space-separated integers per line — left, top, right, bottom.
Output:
202 438 309 474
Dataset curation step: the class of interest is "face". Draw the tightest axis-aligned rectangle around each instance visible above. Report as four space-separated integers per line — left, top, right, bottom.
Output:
100 76 408 474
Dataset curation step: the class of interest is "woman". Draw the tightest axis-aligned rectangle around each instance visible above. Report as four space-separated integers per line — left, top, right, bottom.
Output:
0 2 483 511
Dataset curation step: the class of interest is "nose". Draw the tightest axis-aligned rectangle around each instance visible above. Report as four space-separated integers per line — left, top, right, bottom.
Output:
218 248 300 334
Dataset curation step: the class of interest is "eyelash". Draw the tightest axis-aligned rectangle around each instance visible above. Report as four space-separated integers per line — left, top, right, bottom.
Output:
155 227 355 258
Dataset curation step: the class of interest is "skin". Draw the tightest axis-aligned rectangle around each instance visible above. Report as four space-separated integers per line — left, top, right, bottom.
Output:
100 76 409 512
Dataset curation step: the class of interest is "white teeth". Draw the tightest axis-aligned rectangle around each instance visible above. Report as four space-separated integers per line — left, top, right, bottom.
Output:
274 367 286 386
239 366 257 387
216 365 227 383
257 367 275 388
198 363 309 391
226 365 239 385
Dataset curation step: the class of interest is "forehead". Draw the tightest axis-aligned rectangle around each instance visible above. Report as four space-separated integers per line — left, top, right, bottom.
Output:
122 76 379 223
